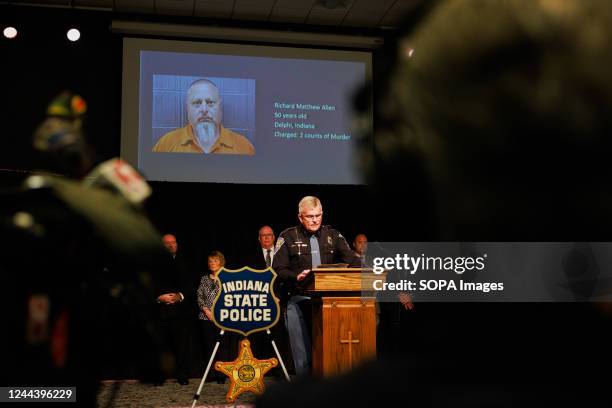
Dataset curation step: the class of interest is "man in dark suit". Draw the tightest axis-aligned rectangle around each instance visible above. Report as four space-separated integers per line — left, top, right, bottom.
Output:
157 234 198 385
244 225 285 311
242 226 292 376
246 225 276 269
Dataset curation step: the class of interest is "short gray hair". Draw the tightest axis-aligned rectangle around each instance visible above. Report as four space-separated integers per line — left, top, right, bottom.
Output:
298 196 322 214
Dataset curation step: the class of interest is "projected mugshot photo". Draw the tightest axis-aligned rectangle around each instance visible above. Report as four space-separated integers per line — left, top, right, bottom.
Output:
152 76 255 155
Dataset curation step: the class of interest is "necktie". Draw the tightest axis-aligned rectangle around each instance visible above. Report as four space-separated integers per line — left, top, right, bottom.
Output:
310 235 321 268
265 249 272 267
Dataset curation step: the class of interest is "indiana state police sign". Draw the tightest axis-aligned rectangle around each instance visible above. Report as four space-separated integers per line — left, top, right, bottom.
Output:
212 267 281 336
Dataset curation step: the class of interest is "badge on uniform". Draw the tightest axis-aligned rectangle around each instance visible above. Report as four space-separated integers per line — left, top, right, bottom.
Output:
275 237 285 252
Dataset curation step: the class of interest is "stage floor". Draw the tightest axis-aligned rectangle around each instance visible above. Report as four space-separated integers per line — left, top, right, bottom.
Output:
97 377 287 408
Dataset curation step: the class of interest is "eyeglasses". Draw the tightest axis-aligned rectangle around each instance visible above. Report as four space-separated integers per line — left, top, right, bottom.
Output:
301 213 323 220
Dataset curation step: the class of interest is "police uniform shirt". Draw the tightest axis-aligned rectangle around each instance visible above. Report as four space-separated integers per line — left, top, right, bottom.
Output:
272 225 360 284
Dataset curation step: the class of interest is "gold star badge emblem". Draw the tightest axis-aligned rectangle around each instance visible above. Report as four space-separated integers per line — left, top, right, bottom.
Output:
215 338 278 403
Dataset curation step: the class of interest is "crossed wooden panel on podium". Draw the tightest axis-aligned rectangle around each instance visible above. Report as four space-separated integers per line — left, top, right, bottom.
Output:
306 268 385 377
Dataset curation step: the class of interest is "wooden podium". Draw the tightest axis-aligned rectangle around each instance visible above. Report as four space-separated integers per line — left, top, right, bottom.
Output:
306 267 384 377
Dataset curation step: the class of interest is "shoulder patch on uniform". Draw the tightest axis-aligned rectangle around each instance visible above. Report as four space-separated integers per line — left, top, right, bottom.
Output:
275 237 285 252
280 226 297 236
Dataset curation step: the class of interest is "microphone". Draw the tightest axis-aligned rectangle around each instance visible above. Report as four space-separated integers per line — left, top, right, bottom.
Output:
83 158 151 205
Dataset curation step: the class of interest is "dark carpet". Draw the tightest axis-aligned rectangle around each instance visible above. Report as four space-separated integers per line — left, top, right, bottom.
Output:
96 377 287 408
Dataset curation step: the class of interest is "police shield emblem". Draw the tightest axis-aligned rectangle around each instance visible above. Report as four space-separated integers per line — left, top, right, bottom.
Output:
212 267 281 337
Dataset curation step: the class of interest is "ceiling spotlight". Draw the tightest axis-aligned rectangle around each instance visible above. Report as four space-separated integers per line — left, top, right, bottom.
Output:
67 28 80 42
3 26 18 39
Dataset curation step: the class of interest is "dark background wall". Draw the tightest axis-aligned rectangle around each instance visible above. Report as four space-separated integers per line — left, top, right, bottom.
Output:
4 5 611 394
0 6 436 271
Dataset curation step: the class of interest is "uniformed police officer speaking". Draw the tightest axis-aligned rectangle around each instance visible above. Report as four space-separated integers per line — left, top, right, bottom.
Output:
272 196 360 376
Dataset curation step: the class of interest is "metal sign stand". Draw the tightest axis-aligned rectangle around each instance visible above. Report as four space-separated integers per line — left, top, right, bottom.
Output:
266 328 291 382
191 329 225 408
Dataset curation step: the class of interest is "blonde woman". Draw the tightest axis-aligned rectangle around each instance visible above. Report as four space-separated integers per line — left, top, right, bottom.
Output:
196 250 227 383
